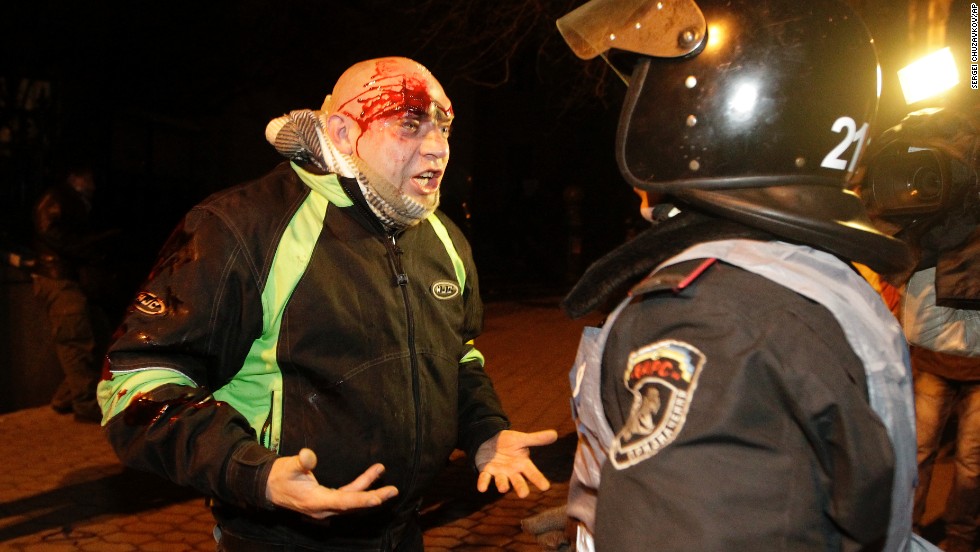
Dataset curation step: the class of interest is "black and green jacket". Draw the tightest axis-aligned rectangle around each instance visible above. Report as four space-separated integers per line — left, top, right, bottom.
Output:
99 162 509 548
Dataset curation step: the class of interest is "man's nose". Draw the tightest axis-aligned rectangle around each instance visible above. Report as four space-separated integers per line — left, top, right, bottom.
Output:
421 127 449 159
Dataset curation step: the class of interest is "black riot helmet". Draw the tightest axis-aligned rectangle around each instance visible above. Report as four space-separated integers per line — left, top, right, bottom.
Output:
557 0 912 275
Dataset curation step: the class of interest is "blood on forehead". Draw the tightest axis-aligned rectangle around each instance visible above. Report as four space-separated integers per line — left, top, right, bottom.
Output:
336 60 454 132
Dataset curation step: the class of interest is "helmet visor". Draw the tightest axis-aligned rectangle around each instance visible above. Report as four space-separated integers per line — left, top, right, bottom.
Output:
557 0 707 61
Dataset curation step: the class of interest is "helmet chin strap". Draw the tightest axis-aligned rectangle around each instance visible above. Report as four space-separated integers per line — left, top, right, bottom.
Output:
351 155 438 231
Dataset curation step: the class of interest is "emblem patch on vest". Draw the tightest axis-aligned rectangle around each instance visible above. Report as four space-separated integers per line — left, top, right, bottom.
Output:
134 291 167 315
610 339 705 470
431 280 460 300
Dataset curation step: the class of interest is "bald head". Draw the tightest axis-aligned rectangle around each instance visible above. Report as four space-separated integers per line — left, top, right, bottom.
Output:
326 57 452 132
322 57 454 229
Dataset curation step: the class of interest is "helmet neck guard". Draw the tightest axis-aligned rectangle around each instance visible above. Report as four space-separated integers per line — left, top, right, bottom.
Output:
678 186 912 275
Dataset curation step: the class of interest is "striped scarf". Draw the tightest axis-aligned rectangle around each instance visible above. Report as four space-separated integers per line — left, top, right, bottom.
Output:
265 107 433 231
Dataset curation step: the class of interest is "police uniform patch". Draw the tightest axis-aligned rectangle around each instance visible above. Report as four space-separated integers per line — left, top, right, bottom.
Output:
610 339 705 470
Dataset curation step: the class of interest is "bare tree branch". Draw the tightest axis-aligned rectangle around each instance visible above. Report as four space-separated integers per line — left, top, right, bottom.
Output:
394 0 617 111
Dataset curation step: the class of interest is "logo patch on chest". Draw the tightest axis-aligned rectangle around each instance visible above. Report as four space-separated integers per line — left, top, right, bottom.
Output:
430 280 460 300
134 291 167 315
610 339 705 470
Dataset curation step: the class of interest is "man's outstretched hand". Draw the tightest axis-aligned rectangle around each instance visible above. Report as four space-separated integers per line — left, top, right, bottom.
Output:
266 448 399 519
475 429 559 498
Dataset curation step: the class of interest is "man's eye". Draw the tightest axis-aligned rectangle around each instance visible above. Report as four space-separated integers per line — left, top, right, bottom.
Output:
400 119 421 132
440 125 452 138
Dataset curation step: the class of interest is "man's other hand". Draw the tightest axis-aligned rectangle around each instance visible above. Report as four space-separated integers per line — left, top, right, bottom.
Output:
266 448 398 519
475 429 559 498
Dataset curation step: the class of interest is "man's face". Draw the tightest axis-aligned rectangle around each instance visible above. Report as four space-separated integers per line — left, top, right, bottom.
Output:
333 58 453 210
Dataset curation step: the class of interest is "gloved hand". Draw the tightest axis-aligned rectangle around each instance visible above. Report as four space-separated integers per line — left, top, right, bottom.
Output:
521 505 573 551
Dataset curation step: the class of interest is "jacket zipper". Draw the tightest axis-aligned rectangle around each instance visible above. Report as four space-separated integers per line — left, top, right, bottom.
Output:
337 175 424 530
382 234 423 512
259 391 275 450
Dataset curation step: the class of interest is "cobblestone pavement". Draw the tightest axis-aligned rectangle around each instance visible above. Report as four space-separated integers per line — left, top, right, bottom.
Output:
0 298 956 551
0 298 602 551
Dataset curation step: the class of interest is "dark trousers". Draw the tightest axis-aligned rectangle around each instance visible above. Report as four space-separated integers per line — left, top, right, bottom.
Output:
912 348 980 552
32 274 104 420
215 522 424 552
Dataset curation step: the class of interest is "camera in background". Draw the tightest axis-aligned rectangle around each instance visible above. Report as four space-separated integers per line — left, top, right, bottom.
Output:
866 145 951 216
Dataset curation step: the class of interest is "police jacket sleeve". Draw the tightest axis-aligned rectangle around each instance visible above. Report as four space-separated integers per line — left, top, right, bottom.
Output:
596 265 895 549
99 203 278 509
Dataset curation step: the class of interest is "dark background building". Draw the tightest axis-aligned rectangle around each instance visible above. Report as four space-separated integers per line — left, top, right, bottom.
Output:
0 0 638 307
0 0 971 295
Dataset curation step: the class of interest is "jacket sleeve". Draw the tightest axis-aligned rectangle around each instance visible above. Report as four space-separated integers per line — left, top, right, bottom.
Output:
445 220 510 459
456 344 510 460
784 326 896 547
595 265 895 550
98 203 278 509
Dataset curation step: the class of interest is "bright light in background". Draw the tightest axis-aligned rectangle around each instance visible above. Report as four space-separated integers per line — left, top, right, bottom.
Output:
898 47 959 104
706 24 725 51
877 64 883 99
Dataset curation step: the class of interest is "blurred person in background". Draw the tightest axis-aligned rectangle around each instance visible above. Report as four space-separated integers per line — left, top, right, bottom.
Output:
863 106 980 552
32 165 110 423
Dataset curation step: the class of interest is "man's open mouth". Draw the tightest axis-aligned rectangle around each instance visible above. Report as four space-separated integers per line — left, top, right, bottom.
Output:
413 171 441 193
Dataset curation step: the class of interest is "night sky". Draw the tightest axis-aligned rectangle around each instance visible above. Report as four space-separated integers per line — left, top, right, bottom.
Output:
2 0 634 308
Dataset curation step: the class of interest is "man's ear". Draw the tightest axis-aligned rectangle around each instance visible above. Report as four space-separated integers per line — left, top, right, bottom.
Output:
326 114 354 155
